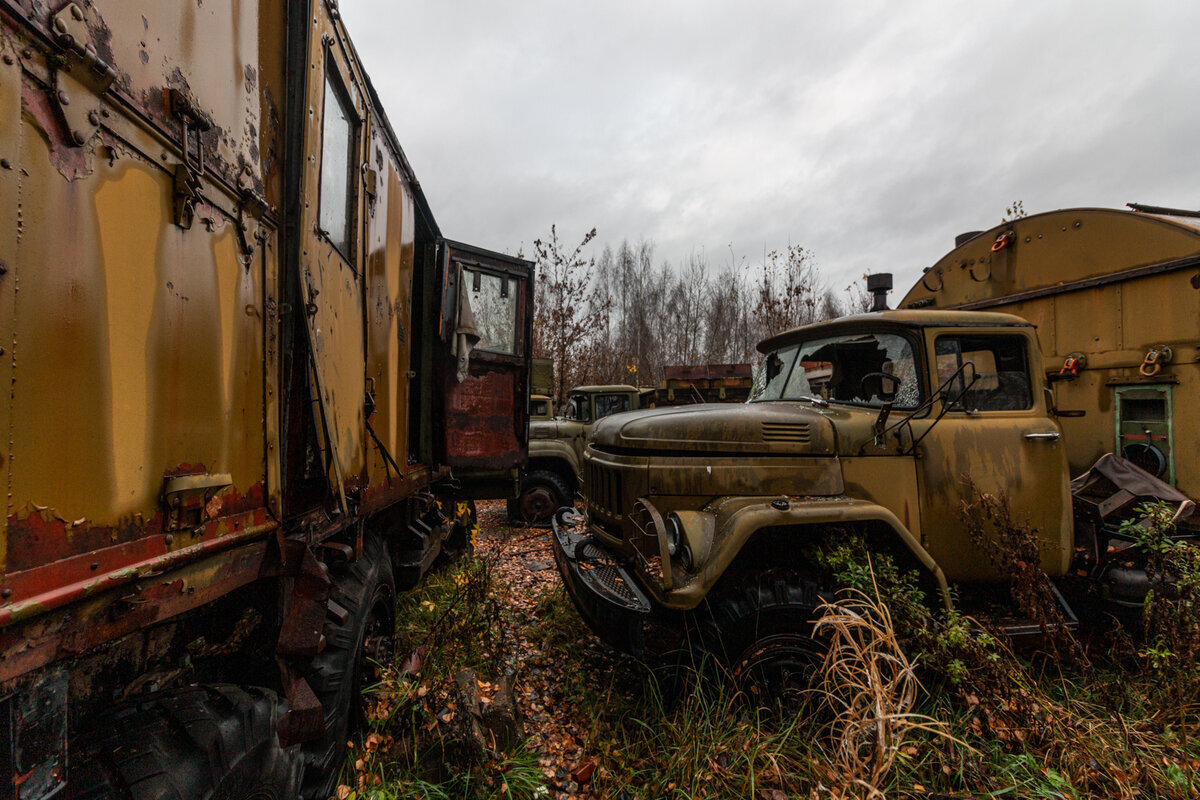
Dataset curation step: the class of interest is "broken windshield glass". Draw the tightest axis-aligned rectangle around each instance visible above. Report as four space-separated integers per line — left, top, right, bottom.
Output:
752 332 922 409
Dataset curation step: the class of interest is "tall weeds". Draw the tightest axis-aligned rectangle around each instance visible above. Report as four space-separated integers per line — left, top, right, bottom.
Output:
813 584 963 797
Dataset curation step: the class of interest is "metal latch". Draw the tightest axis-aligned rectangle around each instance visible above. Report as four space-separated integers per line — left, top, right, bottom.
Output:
169 88 215 228
49 3 116 147
162 472 232 531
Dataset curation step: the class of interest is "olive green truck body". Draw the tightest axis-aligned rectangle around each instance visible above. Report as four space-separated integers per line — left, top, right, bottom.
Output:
552 309 1081 656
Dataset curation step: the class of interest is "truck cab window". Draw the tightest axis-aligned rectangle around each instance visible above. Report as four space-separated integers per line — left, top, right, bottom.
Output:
319 72 356 256
465 268 518 355
564 394 592 423
935 335 1032 411
594 394 630 420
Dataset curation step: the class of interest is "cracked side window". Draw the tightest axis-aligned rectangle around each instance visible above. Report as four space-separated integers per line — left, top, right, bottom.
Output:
935 335 1032 411
749 345 798 401
465 269 518 355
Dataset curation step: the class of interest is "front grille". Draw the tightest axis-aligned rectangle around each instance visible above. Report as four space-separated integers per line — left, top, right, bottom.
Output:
584 460 623 517
761 421 813 443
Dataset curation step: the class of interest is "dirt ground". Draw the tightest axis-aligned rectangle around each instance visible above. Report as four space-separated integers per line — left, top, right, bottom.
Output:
474 500 618 799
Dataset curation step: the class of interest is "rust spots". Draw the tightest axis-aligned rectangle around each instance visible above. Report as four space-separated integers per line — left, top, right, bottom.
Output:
20 79 91 180
0 540 267 685
3 480 266 599
444 368 521 468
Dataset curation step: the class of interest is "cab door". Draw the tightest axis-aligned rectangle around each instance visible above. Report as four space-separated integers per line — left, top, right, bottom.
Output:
913 327 1072 582
440 241 535 498
294 1 370 513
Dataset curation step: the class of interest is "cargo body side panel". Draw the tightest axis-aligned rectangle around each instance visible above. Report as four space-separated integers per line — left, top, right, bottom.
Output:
362 129 420 503
901 209 1200 497
0 1 282 633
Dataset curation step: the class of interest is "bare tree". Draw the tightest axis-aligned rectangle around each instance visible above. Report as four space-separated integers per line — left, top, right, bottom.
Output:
750 244 824 342
531 225 608 406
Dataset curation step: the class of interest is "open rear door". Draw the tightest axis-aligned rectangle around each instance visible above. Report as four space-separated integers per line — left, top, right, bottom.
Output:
439 241 534 498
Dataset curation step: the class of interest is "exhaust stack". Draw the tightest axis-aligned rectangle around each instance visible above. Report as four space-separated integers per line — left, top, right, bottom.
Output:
867 273 893 312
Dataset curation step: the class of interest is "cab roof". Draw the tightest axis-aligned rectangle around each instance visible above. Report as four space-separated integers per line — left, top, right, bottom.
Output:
756 310 1032 353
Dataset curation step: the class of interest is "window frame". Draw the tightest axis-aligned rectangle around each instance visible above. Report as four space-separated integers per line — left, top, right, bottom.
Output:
317 59 360 263
593 393 631 420
453 257 529 364
932 332 1034 413
462 265 523 357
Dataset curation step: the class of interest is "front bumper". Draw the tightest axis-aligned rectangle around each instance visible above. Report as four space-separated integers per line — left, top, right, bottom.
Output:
550 508 651 656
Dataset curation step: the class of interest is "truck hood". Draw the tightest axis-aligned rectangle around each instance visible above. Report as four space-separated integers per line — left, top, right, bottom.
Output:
590 402 836 456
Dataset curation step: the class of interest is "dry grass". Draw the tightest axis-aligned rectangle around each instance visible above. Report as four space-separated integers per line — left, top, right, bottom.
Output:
813 579 969 798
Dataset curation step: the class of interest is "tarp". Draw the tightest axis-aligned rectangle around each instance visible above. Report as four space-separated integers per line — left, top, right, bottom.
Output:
1071 453 1195 522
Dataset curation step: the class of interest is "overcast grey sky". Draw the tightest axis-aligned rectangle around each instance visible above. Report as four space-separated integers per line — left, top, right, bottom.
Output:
340 1 1200 296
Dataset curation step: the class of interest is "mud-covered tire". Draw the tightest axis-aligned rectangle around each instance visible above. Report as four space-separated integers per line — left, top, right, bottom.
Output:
302 532 396 799
692 570 834 708
510 470 571 524
68 684 300 799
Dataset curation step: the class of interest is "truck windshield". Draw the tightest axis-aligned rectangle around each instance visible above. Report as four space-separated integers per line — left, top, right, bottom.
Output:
751 332 922 409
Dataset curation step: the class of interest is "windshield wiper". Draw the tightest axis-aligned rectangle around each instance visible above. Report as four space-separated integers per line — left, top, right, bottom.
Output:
877 361 980 455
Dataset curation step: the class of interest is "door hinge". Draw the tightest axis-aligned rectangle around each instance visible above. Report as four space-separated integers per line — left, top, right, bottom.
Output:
48 3 116 148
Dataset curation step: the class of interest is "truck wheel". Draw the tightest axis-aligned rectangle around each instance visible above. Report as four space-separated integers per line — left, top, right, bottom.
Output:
69 684 300 799
511 470 571 524
694 570 833 709
303 532 396 799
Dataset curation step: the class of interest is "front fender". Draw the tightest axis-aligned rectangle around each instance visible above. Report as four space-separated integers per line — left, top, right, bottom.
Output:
527 439 581 477
648 495 951 611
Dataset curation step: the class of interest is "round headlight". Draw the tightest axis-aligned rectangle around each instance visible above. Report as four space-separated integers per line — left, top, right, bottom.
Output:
665 514 683 556
678 543 693 572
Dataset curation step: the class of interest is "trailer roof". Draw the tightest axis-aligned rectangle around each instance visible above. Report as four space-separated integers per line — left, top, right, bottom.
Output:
900 207 1200 311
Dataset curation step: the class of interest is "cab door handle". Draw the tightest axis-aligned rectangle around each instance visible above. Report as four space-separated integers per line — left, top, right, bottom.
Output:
1024 432 1061 441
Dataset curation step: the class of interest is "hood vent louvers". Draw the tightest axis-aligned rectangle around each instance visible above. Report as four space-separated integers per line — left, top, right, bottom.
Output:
760 421 813 443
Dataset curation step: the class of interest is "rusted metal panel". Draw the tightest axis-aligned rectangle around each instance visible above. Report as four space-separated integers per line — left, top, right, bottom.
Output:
0 0 283 689
444 367 524 469
294 2 374 511
363 139 418 489
662 363 752 382
0 538 267 686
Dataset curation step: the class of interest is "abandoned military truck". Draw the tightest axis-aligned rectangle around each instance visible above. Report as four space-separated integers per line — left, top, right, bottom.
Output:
514 385 645 523
0 1 533 798
516 368 755 524
553 304 1088 694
